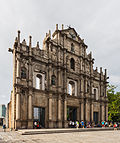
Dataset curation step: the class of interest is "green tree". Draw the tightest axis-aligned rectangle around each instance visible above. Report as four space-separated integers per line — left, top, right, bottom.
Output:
107 85 120 122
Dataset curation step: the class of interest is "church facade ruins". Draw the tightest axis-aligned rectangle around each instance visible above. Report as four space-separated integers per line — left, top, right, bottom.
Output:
8 24 108 129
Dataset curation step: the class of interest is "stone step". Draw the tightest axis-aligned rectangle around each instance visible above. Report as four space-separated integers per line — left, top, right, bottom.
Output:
17 127 119 135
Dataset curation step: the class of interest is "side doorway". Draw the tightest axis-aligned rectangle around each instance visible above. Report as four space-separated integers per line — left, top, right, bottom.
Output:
33 107 45 128
93 112 98 125
67 106 77 121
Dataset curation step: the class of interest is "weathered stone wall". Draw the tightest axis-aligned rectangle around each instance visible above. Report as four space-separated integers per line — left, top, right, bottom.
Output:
8 25 108 129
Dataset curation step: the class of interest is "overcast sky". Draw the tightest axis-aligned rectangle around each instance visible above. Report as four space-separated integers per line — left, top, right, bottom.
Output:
0 0 120 105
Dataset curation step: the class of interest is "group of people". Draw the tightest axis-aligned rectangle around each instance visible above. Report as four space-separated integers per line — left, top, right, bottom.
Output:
33 121 42 129
68 120 93 128
68 120 120 129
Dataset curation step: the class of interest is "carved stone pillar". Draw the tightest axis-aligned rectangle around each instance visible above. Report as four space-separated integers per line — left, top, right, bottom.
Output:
16 93 20 120
102 104 105 121
48 94 53 128
15 88 21 129
49 65 52 91
64 98 67 128
28 95 32 120
58 99 61 120
49 97 52 120
81 99 84 121
100 104 102 121
16 59 20 78
63 49 67 93
85 99 90 121
91 103 94 122
80 77 84 97
28 94 33 128
106 104 108 121
58 69 61 92
28 61 32 87
16 55 21 84
57 95 62 127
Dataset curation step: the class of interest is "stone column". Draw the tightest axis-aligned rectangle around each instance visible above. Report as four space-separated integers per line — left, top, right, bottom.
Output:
49 98 52 120
57 95 62 127
64 100 67 121
15 88 21 129
48 94 53 128
77 107 80 121
28 94 33 128
81 99 84 121
58 99 61 120
28 95 32 120
102 104 105 121
49 65 52 91
85 100 89 121
100 104 102 121
28 62 32 87
91 103 94 122
80 77 84 97
16 59 20 78
58 69 61 92
64 98 67 128
16 93 20 120
106 104 108 121
63 50 67 94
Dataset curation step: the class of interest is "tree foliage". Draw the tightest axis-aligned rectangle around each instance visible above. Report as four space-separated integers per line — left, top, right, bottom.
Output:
107 85 120 122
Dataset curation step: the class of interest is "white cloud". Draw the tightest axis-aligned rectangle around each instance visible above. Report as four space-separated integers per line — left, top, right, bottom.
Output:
0 0 120 104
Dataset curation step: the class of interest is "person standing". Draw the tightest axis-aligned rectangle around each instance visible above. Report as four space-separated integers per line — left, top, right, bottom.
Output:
3 124 6 132
105 121 108 127
81 120 84 128
102 120 105 128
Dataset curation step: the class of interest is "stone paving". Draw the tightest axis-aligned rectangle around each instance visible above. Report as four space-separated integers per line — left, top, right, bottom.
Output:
0 129 120 143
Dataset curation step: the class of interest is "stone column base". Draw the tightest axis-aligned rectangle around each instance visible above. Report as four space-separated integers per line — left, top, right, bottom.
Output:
57 120 62 128
48 120 53 128
64 120 68 128
15 120 21 130
27 120 33 129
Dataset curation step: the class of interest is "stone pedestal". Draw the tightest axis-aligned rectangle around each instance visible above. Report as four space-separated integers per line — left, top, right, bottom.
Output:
28 120 33 129
15 120 21 129
48 120 53 128
81 102 84 121
64 120 68 128
57 120 62 128
16 93 20 120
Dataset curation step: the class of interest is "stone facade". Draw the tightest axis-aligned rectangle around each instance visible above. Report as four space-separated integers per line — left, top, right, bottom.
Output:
8 24 108 129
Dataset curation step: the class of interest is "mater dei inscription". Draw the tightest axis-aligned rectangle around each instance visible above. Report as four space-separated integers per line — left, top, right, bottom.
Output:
7 24 108 129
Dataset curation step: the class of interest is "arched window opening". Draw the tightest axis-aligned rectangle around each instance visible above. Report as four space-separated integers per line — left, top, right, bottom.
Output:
71 43 74 52
70 58 75 71
36 74 42 90
68 81 75 96
51 75 56 85
94 88 96 99
68 84 72 95
87 82 90 93
21 68 26 79
94 88 98 100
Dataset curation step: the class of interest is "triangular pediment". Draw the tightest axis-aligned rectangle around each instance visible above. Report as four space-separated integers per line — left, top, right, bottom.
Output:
60 27 81 42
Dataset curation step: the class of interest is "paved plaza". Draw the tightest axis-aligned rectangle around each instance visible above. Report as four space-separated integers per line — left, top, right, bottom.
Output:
0 129 120 143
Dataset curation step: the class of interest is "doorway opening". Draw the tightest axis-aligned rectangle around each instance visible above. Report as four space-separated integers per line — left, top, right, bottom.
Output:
33 107 45 128
67 106 77 121
93 112 98 124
